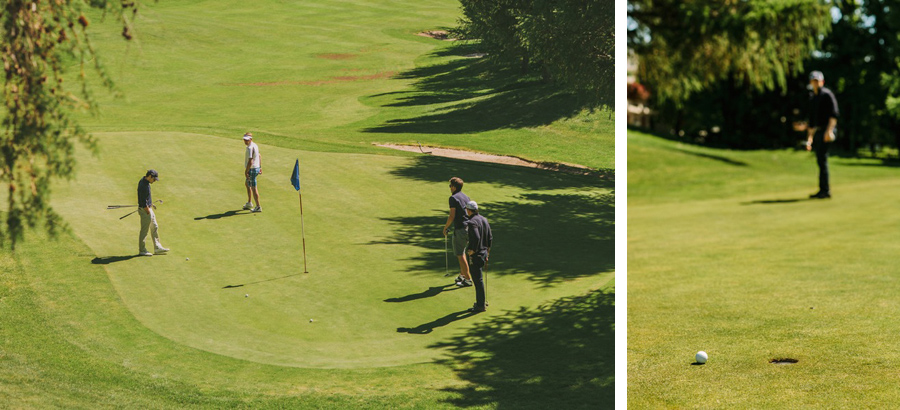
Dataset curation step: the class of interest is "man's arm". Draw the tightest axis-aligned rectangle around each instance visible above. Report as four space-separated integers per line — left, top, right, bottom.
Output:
824 117 837 142
443 208 455 236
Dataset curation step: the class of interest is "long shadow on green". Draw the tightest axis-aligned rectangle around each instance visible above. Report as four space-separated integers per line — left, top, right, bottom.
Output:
389 155 611 190
371 192 614 287
432 289 614 409
363 48 594 134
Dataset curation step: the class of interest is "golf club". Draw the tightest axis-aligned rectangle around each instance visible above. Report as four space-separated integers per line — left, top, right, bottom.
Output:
417 141 432 154
107 199 162 210
443 234 451 276
117 200 162 219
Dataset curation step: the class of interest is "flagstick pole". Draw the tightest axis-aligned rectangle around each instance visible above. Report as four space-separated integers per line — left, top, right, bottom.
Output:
299 191 308 273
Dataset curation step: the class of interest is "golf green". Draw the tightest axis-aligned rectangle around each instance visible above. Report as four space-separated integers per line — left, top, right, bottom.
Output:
52 132 612 368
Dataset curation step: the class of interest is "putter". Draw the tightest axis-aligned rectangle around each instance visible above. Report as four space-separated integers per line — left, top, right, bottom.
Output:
443 234 451 276
117 200 162 219
107 199 162 210
417 141 432 154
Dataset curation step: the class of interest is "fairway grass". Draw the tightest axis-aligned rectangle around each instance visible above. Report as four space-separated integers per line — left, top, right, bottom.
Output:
1 134 613 407
628 130 900 408
0 1 614 406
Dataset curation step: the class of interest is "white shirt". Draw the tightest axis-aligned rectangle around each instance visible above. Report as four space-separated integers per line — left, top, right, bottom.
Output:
245 142 261 168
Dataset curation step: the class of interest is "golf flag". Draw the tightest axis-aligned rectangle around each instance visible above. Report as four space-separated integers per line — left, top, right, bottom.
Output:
290 159 301 191
291 158 308 273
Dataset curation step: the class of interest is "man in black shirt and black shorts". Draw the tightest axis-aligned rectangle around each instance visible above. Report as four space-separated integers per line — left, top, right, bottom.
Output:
806 70 839 199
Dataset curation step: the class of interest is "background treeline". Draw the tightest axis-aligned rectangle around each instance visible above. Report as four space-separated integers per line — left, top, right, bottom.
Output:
629 0 900 154
454 0 615 106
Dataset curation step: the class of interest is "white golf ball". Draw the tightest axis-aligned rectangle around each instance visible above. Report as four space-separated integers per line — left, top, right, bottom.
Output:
245 294 249 298
185 257 189 261
696 351 708 364
309 319 314 322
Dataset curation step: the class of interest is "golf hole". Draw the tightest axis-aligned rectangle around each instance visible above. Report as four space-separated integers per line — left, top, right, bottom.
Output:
769 358 798 365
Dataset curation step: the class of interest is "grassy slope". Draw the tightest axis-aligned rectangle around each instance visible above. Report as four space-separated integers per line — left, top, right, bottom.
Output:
79 0 615 171
628 130 900 408
0 1 614 407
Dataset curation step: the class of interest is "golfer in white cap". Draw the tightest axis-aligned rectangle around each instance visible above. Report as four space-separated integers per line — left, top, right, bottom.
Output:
242 132 262 212
464 200 492 313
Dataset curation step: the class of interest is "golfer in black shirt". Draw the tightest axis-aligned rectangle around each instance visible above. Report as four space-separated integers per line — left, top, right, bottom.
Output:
137 169 169 256
464 201 492 313
806 70 839 199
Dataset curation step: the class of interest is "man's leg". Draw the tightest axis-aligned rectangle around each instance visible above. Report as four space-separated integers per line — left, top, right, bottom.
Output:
251 186 260 208
149 209 165 251
138 208 151 254
457 254 471 280
469 256 486 311
452 228 471 280
816 138 830 195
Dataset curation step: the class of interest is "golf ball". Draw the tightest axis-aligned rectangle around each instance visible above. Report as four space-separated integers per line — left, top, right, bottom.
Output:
309 319 314 322
245 294 249 298
185 257 189 261
696 351 708 364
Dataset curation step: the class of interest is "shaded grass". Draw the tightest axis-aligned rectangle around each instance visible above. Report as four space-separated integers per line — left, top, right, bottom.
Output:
628 130 900 407
435 286 615 409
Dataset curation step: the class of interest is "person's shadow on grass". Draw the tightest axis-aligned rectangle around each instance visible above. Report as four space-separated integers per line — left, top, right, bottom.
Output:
91 255 140 264
194 210 250 220
741 198 805 205
397 310 477 334
385 284 459 303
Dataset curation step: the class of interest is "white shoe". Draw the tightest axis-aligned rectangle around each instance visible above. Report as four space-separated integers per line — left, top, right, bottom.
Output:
251 206 261 213
242 202 253 210
154 247 170 254
139 251 153 257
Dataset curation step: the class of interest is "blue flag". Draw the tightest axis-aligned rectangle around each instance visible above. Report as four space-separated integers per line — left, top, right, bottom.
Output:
290 159 301 191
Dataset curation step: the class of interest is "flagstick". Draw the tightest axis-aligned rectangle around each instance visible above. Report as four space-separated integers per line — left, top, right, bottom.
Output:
298 191 308 273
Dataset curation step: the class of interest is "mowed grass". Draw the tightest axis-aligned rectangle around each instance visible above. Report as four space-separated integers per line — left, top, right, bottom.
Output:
628 130 900 408
0 1 614 407
79 0 615 170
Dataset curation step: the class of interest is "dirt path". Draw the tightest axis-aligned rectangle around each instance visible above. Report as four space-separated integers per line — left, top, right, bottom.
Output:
376 143 604 177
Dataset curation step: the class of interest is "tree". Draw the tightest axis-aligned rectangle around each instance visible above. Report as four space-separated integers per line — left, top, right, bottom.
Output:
455 0 615 104
1 0 143 249
629 0 832 105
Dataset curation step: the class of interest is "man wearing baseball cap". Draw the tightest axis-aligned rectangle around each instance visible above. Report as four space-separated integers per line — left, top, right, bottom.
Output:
137 169 169 256
464 200 492 313
242 132 262 212
806 70 839 199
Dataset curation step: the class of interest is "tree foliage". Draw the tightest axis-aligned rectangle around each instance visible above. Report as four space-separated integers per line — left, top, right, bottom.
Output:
629 0 832 105
1 0 142 249
455 0 615 104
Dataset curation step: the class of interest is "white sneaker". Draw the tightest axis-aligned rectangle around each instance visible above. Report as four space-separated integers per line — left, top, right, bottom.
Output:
251 206 261 213
154 247 170 254
139 251 153 257
242 202 252 210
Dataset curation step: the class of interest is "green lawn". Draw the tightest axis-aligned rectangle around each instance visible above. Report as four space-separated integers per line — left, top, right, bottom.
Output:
628 130 900 408
0 1 613 408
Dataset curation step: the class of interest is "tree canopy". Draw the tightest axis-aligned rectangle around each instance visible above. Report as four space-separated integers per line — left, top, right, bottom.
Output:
455 0 615 104
1 0 141 249
629 0 832 105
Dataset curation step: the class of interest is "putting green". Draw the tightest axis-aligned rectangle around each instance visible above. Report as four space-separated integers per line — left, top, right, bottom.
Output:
53 132 612 368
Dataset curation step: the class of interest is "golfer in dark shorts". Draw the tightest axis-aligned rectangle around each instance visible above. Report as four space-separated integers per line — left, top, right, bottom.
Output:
443 177 472 287
805 70 839 199
465 201 492 313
